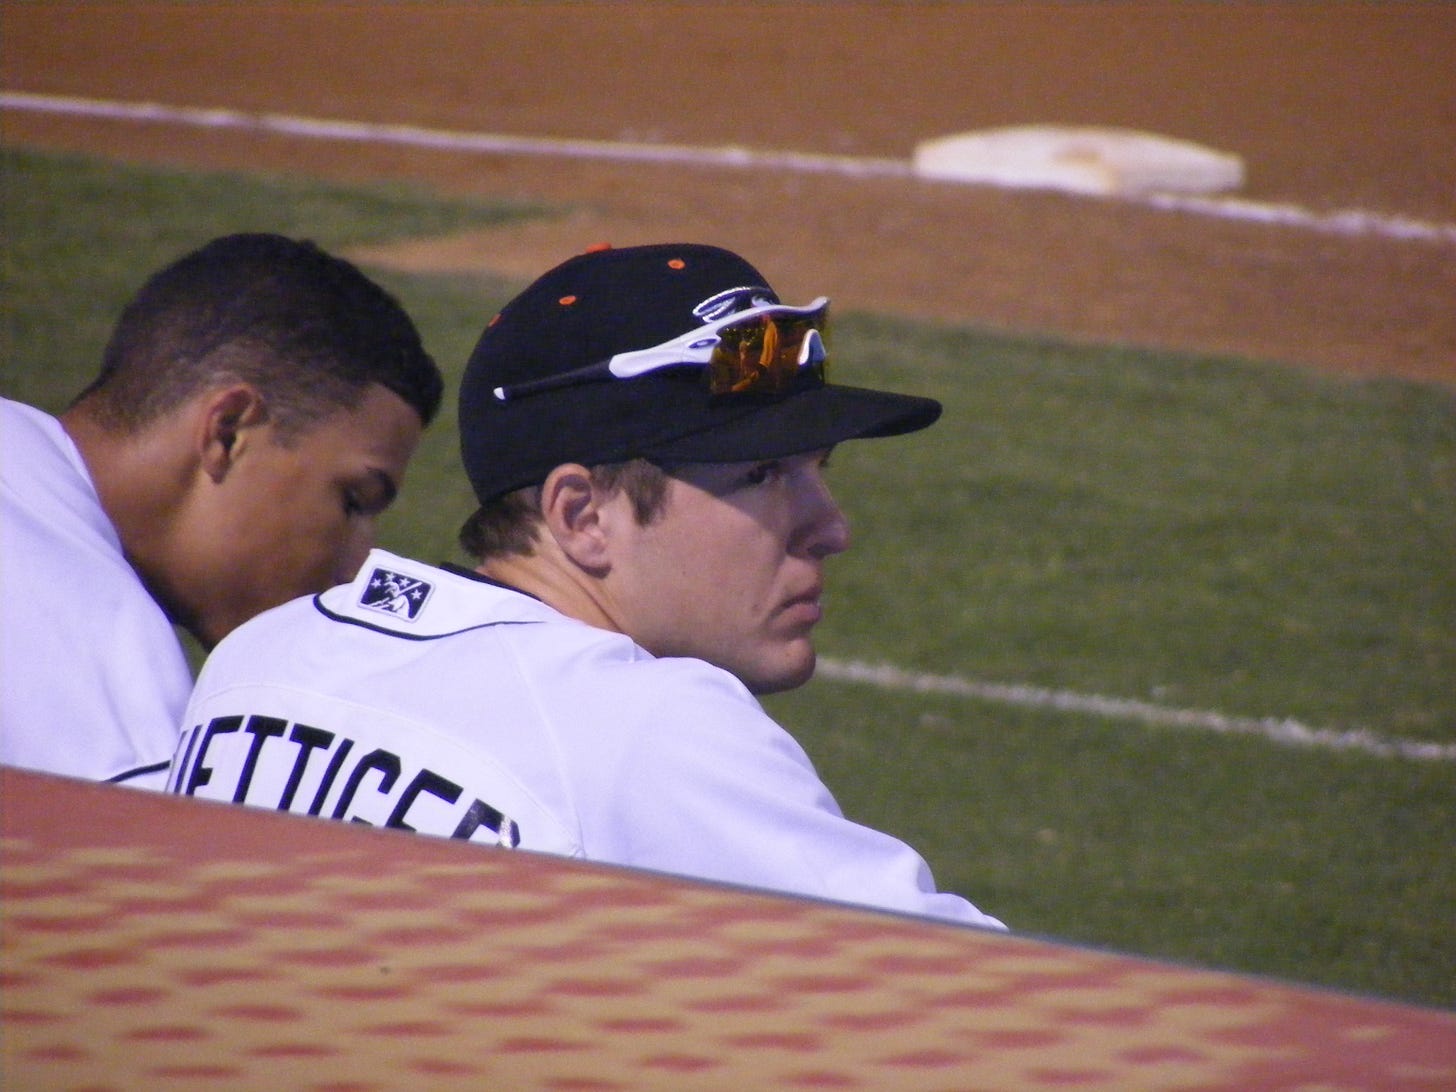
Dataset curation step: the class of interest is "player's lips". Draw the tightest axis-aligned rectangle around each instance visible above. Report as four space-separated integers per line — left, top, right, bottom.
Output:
778 586 824 627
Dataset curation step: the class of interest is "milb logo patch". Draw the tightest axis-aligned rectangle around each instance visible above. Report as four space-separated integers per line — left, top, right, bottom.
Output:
359 567 433 621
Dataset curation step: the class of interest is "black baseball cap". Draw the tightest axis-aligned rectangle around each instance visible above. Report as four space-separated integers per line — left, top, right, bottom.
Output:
459 243 942 503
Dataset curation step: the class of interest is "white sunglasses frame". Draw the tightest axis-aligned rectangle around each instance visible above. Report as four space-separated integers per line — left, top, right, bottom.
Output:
491 297 830 402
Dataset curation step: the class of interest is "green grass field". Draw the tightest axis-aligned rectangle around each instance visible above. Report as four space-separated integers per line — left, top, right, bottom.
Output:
4 147 1453 1007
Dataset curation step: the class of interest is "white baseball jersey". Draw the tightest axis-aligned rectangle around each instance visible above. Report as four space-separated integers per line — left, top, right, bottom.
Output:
172 548 1004 929
0 398 191 787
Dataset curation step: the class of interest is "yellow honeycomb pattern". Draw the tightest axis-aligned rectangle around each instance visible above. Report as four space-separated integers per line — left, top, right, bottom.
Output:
3 769 1453 1090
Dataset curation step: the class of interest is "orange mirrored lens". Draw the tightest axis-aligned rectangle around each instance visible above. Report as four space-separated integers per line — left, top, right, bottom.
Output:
706 314 827 395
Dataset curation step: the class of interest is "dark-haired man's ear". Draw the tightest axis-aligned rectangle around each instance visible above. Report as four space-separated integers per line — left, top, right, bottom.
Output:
197 384 268 483
540 464 612 574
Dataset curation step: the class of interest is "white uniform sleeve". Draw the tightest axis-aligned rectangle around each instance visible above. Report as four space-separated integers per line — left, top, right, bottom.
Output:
0 399 190 787
572 662 1005 930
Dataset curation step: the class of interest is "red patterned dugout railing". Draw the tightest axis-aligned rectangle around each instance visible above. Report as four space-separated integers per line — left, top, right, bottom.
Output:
2 767 1453 1089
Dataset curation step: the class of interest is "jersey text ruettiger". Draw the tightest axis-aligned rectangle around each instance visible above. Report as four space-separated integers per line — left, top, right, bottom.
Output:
169 714 521 848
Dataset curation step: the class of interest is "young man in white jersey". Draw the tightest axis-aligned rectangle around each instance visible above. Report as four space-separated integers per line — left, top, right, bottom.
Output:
1 233 441 787
172 243 1003 929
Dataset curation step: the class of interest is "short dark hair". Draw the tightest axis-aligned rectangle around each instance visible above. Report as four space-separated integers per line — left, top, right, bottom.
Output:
74 233 442 436
459 458 672 561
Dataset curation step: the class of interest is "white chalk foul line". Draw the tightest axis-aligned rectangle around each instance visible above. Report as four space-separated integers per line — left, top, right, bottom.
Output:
815 658 1456 764
4 90 1455 246
0 91 910 177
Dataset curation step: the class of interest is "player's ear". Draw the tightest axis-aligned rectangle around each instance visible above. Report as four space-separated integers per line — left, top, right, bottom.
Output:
539 463 611 573
197 384 268 482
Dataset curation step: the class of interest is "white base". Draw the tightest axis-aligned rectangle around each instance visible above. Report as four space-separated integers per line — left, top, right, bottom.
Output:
913 126 1245 197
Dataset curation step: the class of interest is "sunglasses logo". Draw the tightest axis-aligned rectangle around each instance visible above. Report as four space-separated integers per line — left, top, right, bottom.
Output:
692 286 778 324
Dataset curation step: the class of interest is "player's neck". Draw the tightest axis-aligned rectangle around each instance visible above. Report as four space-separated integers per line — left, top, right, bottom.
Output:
61 405 191 592
479 552 623 636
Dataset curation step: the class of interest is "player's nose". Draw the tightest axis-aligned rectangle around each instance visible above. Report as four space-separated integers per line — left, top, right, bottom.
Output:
797 468 851 560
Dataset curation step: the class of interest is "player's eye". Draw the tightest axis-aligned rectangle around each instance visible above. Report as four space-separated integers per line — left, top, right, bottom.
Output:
342 485 384 518
743 461 782 487
341 471 399 519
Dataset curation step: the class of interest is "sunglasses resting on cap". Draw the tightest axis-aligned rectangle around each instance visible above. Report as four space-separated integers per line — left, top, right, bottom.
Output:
490 297 830 402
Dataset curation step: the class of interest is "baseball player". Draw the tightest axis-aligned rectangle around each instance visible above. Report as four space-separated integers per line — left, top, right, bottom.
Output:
171 243 1003 929
1 234 441 788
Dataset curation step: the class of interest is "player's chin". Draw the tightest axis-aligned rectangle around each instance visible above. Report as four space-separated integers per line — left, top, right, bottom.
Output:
743 641 818 696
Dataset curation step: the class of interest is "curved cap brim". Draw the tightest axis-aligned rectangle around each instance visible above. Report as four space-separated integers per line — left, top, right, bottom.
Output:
637 382 942 464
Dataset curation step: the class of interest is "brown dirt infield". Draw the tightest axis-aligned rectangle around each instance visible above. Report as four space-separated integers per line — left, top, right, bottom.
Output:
3 2 1454 386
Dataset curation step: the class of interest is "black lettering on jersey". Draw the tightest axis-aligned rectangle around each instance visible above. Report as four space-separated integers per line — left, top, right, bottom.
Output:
173 711 522 849
308 738 355 816
169 722 203 794
453 798 521 848
235 715 288 803
387 769 462 832
279 724 335 810
182 715 243 795
333 748 402 822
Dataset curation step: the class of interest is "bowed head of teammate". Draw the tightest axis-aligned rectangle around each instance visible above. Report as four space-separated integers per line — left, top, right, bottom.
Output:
2 233 441 785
